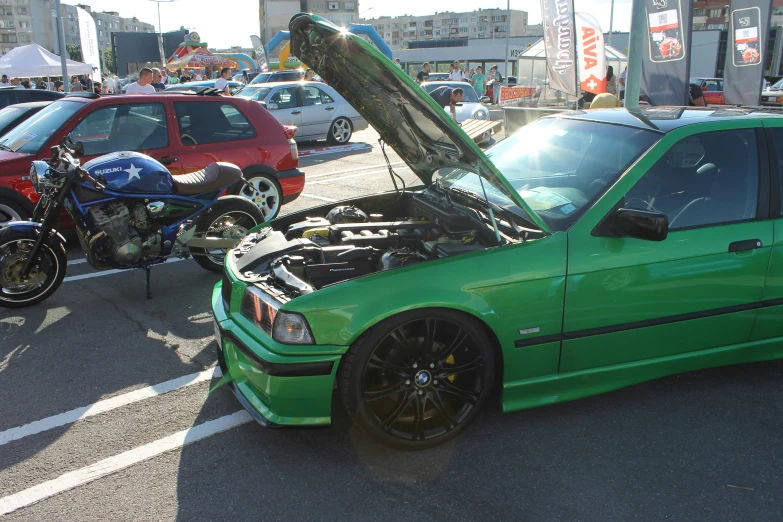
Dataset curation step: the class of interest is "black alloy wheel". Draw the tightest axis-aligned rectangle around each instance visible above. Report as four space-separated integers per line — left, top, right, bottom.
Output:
341 310 495 449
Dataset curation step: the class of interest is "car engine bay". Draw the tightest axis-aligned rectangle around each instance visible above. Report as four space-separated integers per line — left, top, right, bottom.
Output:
227 191 541 299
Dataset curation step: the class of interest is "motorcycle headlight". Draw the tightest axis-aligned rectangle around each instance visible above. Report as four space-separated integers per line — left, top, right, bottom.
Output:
273 311 314 345
241 286 280 335
473 109 488 120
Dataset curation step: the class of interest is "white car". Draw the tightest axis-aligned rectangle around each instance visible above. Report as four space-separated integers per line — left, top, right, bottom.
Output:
233 81 368 143
762 79 783 107
421 81 490 123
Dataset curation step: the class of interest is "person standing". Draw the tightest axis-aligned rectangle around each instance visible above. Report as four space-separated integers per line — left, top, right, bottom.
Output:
125 68 155 94
688 82 706 106
416 62 431 84
605 66 617 95
150 68 165 92
394 58 403 69
214 67 232 95
618 66 627 102
161 69 171 87
0 75 8 87
428 85 464 120
490 66 502 104
70 76 82 92
472 66 486 97
304 68 317 81
449 60 464 81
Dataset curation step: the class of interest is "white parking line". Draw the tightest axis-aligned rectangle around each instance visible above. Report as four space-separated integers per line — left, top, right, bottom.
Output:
67 259 88 265
62 258 185 282
299 193 338 203
306 161 405 179
0 367 222 447
0 410 252 516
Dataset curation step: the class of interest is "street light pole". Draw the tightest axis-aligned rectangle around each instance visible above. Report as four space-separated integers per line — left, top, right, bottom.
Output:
149 0 175 65
54 0 69 92
504 0 510 85
609 0 614 46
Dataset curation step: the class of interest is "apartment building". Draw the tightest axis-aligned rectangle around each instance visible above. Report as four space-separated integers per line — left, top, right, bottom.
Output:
361 8 536 50
261 0 358 50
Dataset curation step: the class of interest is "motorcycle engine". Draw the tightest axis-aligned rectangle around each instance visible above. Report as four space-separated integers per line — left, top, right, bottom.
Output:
88 202 162 265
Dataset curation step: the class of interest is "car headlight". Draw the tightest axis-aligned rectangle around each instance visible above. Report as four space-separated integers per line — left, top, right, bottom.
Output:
241 286 314 344
241 286 279 335
473 109 488 120
273 311 314 344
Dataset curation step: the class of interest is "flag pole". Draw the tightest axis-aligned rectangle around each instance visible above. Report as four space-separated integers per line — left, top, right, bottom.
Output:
54 0 70 92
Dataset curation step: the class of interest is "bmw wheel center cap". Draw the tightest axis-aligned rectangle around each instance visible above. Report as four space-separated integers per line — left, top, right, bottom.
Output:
414 370 431 387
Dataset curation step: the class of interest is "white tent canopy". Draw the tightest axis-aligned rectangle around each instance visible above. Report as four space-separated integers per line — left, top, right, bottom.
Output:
0 44 93 78
517 38 628 86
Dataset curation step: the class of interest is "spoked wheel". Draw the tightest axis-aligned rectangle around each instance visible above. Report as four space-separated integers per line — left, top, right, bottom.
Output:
342 310 495 449
327 117 353 144
190 196 265 273
232 174 281 221
0 227 66 308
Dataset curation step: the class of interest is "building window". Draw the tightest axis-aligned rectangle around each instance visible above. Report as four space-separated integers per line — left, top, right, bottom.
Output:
67 12 72 20
344 2 355 9
70 26 75 33
18 21 27 28
343 13 354 21
97 20 102 26
459 27 467 33
434 29 440 35
328 1 339 10
434 20 440 27
478 25 487 31
418 30 424 36
312 1 324 8
471 17 477 23
19 33 27 42
491 15 506 22
471 27 476 32
709 9 723 18
327 13 340 21
460 17 468 23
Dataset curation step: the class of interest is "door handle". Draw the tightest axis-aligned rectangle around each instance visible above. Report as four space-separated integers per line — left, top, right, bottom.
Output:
291 110 302 115
159 157 178 165
325 106 335 111
728 239 763 252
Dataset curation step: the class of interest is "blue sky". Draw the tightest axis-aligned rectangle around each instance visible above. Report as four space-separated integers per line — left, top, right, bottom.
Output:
82 0 632 49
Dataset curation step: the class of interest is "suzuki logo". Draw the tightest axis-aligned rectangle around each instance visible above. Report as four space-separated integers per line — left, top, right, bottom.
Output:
652 0 667 9
739 17 750 26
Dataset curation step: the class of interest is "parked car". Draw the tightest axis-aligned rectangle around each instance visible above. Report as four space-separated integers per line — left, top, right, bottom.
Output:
164 80 244 93
0 86 63 110
215 13 783 450
233 71 261 83
762 79 783 107
0 91 303 225
690 77 726 105
234 81 368 143
421 81 492 143
0 101 50 137
249 70 306 84
425 72 449 81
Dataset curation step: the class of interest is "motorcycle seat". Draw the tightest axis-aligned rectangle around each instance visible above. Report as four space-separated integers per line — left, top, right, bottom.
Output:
172 162 242 195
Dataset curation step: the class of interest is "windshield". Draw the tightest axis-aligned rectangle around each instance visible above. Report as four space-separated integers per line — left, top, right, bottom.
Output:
234 86 273 101
0 100 83 154
423 83 480 103
441 118 659 232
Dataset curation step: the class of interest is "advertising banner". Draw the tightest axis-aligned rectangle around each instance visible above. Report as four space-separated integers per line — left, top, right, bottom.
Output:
76 6 100 83
575 13 606 94
250 35 269 72
724 0 772 105
498 85 540 106
640 0 693 106
539 0 577 96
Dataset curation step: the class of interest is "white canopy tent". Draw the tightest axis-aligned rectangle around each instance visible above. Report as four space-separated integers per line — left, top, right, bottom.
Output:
0 44 93 78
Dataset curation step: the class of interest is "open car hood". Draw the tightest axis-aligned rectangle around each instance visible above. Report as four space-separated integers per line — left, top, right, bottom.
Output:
289 14 551 234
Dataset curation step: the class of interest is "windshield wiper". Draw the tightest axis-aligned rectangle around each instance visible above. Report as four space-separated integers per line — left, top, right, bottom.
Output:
0 143 13 152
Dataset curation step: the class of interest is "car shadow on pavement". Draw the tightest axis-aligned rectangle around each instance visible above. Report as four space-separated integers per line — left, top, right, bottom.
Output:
175 358 783 521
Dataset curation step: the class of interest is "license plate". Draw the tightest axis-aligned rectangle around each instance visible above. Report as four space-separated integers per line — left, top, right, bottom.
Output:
213 318 222 351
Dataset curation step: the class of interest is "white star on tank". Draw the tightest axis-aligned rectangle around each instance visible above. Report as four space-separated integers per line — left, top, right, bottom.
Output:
124 163 142 181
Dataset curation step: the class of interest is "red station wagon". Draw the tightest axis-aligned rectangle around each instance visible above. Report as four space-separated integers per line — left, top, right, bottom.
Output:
0 92 304 225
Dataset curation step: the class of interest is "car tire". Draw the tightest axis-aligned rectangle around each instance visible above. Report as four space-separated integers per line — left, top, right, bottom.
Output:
0 199 30 227
190 196 266 273
327 117 353 144
340 309 495 450
230 173 282 221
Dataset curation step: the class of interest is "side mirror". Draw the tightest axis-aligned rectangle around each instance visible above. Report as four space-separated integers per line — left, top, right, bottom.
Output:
480 96 490 103
612 208 668 241
267 102 279 110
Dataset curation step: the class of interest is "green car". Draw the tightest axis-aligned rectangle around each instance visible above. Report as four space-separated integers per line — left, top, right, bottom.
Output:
212 13 783 449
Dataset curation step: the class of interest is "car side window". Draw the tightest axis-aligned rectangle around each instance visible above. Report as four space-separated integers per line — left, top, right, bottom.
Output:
704 80 720 92
623 129 759 230
269 87 298 109
70 103 168 156
174 101 256 144
300 86 334 106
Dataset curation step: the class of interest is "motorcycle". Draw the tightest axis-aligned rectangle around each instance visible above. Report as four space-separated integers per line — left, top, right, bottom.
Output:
0 139 266 308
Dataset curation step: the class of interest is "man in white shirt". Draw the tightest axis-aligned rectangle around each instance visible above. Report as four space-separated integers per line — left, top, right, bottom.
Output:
10 78 23 89
619 66 627 103
125 68 156 94
449 60 464 81
161 69 170 86
0 75 9 87
214 67 232 95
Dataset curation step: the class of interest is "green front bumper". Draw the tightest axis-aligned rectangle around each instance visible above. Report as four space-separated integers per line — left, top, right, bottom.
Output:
212 282 343 427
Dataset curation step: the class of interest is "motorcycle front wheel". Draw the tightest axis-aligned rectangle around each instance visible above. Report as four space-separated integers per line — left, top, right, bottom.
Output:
190 196 265 273
0 227 67 308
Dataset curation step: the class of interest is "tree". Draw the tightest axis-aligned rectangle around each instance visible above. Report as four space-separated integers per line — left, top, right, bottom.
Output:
103 48 115 74
66 43 82 62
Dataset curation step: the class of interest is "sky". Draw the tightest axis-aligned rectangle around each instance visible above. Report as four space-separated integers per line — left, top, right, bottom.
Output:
82 0 632 49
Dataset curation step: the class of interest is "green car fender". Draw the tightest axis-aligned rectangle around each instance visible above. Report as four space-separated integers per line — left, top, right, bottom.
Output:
283 233 568 381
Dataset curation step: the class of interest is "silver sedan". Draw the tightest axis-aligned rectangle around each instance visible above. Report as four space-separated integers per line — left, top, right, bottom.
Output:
234 81 368 143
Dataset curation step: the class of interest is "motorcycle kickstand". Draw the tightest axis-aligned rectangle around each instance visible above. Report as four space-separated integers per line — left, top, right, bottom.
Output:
145 266 152 300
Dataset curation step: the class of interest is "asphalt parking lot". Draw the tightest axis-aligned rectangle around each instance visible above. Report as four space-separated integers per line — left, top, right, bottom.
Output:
2 127 783 521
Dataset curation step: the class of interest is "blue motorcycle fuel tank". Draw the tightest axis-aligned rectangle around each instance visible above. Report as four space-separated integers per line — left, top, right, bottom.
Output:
82 151 174 193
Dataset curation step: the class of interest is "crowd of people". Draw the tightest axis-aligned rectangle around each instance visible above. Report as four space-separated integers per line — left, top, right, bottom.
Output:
414 60 506 104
